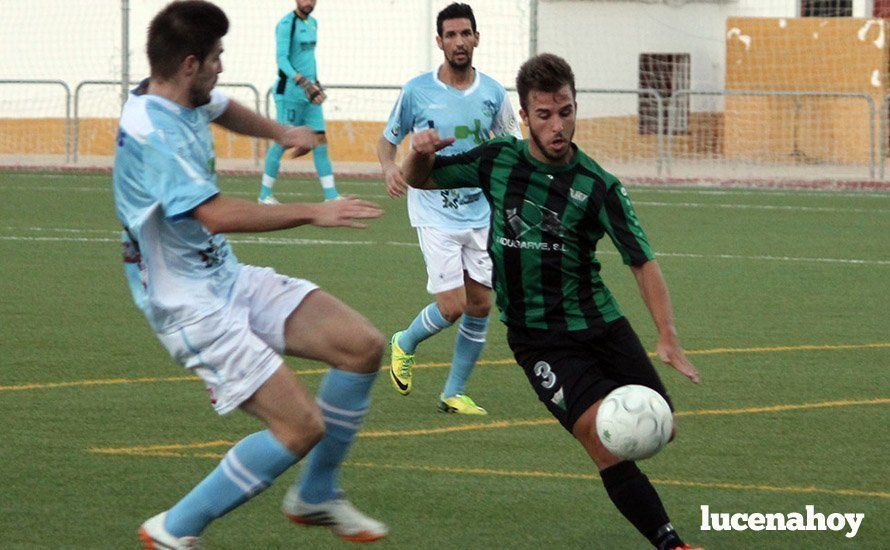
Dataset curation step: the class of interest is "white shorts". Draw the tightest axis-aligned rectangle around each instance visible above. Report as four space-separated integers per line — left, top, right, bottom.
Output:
416 226 492 294
156 265 318 415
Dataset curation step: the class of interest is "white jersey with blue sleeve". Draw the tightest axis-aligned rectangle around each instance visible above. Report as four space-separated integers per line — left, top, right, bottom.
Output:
384 69 522 229
113 84 240 334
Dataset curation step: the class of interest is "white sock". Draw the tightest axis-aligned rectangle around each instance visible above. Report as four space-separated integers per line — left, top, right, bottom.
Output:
262 174 276 189
319 175 335 190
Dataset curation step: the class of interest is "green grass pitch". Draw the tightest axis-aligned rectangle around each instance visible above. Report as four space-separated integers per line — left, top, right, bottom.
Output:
0 171 887 548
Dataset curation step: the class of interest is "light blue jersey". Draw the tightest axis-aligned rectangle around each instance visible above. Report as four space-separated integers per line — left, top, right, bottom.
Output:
273 11 318 99
113 83 239 334
384 69 522 229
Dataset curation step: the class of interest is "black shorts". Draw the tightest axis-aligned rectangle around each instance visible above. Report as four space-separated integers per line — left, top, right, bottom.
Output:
507 317 673 433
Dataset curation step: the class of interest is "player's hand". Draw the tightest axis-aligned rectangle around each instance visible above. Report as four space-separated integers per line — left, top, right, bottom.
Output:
275 125 320 158
383 164 408 198
657 338 700 384
412 129 455 156
296 75 326 104
311 195 383 229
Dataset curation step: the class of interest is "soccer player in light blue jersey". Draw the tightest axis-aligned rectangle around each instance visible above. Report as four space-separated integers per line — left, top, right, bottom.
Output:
377 3 522 415
114 3 387 547
259 0 339 204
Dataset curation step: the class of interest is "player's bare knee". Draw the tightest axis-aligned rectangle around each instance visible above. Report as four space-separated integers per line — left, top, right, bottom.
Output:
365 328 387 369
438 302 464 323
304 410 326 447
274 411 325 455
572 403 623 470
589 433 624 470
347 326 386 373
464 301 491 318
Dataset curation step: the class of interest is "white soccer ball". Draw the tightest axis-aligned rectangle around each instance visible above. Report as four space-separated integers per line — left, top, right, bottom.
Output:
595 384 673 461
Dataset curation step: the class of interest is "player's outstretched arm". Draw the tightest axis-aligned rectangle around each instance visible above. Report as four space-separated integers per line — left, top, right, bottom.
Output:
193 194 382 234
630 259 701 384
401 129 454 191
377 135 407 198
214 99 318 157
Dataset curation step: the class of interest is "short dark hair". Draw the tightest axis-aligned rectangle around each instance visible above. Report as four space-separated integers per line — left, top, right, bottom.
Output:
436 3 477 37
515 53 576 111
147 1 229 79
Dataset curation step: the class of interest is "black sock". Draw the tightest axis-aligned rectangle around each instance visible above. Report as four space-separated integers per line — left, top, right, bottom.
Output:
600 461 685 549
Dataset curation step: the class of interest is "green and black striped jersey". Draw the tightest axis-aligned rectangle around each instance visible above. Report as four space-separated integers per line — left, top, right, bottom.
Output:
431 136 655 331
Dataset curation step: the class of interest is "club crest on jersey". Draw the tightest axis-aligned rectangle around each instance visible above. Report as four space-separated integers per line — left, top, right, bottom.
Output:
198 236 228 268
481 99 498 118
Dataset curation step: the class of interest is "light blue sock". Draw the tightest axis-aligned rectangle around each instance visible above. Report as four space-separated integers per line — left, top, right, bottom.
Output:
259 184 275 200
313 143 333 178
313 144 339 200
297 369 376 504
443 314 489 398
164 430 299 537
397 302 453 354
262 143 286 197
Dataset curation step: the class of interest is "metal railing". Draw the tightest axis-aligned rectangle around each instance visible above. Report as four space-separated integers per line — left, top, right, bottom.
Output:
73 80 122 163
879 93 890 180
264 85 665 175
264 83 403 118
73 80 262 164
0 80 871 180
263 84 403 159
666 90 876 179
218 83 261 166
574 88 664 175
0 79 71 162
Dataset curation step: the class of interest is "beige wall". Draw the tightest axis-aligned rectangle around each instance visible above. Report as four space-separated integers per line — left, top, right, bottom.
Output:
725 17 886 163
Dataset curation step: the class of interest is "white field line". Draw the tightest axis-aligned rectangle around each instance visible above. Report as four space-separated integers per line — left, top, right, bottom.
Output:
5 173 890 197
634 200 890 214
0 234 378 246
0 185 392 199
630 186 890 199
2 178 889 206
1 226 888 266
0 173 383 186
653 251 890 266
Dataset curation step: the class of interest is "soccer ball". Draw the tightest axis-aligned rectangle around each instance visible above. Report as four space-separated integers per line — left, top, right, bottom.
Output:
595 385 673 461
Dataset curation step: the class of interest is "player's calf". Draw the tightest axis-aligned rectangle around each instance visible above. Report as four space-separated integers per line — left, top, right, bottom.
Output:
573 402 691 550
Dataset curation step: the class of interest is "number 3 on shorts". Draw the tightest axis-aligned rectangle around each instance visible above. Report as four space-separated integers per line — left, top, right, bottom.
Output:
533 361 557 389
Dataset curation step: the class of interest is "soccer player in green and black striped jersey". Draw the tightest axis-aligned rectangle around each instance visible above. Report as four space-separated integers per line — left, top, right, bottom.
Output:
399 53 701 550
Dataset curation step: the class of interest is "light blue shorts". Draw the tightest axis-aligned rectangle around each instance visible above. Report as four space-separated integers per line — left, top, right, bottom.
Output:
274 94 326 133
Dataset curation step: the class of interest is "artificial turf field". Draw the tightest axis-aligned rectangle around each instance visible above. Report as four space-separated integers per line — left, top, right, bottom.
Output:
0 171 887 548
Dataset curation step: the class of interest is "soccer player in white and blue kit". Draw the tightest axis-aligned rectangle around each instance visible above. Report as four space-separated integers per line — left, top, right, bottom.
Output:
377 3 522 414
114 3 387 546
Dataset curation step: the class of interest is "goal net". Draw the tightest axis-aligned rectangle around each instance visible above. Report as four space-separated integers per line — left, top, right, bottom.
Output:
1 0 530 172
537 0 879 182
